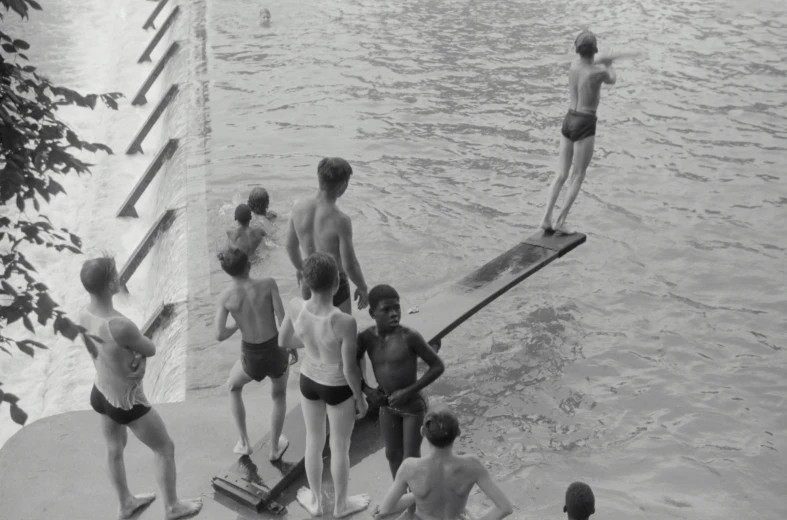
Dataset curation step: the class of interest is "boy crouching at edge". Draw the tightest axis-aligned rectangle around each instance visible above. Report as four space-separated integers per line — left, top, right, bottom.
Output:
356 284 445 479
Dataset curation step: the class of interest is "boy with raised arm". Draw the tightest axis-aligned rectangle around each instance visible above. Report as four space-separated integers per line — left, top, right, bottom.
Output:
285 157 369 314
540 30 621 234
357 284 445 478
76 255 202 520
374 406 513 520
214 247 291 460
227 203 266 256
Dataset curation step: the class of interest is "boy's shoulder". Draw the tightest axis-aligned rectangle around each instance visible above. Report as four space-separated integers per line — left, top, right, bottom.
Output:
399 325 427 342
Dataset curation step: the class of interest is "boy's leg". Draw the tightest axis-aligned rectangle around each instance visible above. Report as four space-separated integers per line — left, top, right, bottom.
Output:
327 398 371 518
297 393 327 516
128 409 202 520
379 407 405 478
227 360 254 455
402 411 425 461
100 415 157 518
268 366 290 461
540 136 574 231
556 136 595 232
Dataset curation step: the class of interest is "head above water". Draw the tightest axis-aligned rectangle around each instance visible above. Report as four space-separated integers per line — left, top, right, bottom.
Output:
80 254 119 296
422 406 461 448
235 203 252 226
574 30 598 59
302 252 339 294
564 482 595 520
260 8 271 23
317 157 353 196
368 284 401 329
218 247 250 278
248 187 270 216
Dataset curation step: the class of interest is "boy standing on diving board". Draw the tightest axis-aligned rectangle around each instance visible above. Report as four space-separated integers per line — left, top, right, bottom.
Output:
356 284 445 478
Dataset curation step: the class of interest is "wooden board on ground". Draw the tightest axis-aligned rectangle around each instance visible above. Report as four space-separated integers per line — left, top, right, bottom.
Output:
211 230 586 513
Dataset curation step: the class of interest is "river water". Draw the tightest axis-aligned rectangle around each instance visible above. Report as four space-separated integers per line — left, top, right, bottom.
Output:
3 0 786 518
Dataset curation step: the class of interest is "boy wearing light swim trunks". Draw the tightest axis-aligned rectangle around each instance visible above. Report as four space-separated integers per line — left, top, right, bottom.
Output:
357 284 445 479
540 30 618 234
374 406 513 520
214 247 291 460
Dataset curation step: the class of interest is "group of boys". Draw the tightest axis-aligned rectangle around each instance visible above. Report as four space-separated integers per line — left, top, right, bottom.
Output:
72 29 625 519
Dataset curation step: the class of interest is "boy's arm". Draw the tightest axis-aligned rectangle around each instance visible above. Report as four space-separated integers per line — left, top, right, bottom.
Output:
473 459 514 520
269 279 285 327
387 329 445 406
111 318 156 357
338 316 365 404
356 332 389 406
285 209 304 284
374 460 416 517
214 295 239 342
278 299 301 349
337 215 368 309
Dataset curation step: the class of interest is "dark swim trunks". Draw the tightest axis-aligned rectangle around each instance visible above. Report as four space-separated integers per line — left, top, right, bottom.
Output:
383 392 428 418
241 335 289 382
300 374 354 406
561 109 597 142
333 272 351 306
90 385 151 425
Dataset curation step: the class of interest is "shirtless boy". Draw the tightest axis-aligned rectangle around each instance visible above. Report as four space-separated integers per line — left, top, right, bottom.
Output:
285 157 369 313
248 187 277 220
76 255 202 520
540 30 619 234
374 406 513 520
214 247 291 460
563 482 595 520
357 284 445 478
227 203 266 256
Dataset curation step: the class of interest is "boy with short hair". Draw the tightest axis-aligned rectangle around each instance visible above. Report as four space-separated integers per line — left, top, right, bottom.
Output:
357 284 445 478
563 482 595 520
214 247 291 460
374 406 513 520
227 203 266 256
248 187 277 220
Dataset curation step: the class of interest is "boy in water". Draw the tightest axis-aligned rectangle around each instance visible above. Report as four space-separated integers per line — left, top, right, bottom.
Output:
357 284 445 478
563 482 595 520
374 406 513 520
214 247 291 460
76 255 202 520
248 187 277 220
540 30 620 234
227 203 266 256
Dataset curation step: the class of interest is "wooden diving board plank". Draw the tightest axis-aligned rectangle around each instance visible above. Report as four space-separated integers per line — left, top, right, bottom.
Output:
210 230 586 513
125 84 179 155
132 41 180 106
140 302 176 339
138 5 180 63
117 138 179 218
117 208 178 291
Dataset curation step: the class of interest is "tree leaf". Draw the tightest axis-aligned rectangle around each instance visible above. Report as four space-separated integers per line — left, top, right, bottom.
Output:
1 43 15 53
10 403 28 426
17 342 34 356
2 392 20 405
12 39 29 50
27 0 43 10
22 315 35 333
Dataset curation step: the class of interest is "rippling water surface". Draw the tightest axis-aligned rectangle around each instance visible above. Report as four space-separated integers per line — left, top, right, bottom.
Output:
204 0 786 517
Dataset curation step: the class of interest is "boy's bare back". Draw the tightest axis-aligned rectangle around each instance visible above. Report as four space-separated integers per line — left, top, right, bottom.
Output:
568 59 613 114
290 197 350 272
220 277 279 343
399 454 486 520
227 224 266 256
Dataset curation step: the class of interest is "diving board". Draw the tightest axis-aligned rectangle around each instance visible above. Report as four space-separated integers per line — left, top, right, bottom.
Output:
210 229 586 513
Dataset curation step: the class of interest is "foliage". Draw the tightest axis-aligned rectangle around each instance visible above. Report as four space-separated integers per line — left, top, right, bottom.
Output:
1 0 123 425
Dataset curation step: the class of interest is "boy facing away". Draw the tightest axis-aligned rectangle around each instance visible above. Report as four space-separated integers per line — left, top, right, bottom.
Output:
374 406 513 520
563 482 595 520
214 247 291 460
357 284 445 478
227 203 267 257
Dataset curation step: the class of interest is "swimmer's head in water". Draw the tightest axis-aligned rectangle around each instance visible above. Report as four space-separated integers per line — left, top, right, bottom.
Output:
302 252 338 294
317 157 353 196
248 187 270 216
422 406 461 448
564 482 595 520
368 284 401 328
260 8 271 20
80 254 119 295
574 30 598 59
235 203 252 226
218 247 249 277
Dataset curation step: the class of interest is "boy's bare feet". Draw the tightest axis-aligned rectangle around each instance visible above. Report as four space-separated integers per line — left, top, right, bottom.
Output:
335 494 371 518
118 493 156 519
269 434 290 461
539 218 554 232
166 498 203 520
234 439 253 455
297 487 324 516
